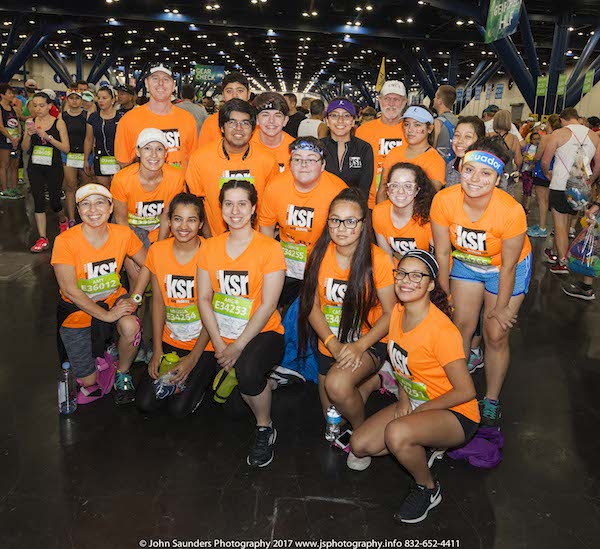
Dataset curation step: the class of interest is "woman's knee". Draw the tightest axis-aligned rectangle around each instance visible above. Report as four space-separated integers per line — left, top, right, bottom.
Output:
384 421 413 454
483 320 509 348
324 368 354 402
117 315 140 340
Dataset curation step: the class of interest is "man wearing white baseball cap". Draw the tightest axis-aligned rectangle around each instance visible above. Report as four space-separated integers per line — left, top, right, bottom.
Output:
52 182 147 405
115 63 197 170
356 80 408 208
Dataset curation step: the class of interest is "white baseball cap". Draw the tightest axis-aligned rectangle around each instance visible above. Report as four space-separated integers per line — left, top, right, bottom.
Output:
136 128 169 149
40 88 56 101
148 63 173 77
76 183 113 204
379 80 407 97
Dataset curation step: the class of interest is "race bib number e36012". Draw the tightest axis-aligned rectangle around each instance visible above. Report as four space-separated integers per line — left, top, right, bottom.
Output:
77 272 120 301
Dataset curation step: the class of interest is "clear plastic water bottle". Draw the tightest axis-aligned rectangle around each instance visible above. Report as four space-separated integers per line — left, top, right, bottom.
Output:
325 405 342 442
58 362 77 415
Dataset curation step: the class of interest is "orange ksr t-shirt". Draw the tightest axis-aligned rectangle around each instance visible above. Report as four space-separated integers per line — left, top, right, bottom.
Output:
51 224 143 329
197 231 286 351
114 104 198 169
145 237 205 350
111 163 185 244
382 146 447 190
197 112 221 147
430 184 532 268
372 200 432 257
251 131 294 173
355 118 406 208
258 170 347 279
317 243 394 357
387 302 480 423
186 140 279 236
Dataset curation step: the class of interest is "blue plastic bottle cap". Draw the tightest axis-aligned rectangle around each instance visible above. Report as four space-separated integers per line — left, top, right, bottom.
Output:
62 362 71 369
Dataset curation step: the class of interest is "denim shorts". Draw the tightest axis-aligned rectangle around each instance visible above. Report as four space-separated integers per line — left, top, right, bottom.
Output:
450 252 532 296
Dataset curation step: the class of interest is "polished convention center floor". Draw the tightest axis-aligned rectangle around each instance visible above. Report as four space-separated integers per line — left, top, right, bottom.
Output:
1 196 599 549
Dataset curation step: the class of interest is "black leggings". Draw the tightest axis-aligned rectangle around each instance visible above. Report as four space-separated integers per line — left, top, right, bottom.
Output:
136 342 214 419
202 331 284 397
28 164 63 214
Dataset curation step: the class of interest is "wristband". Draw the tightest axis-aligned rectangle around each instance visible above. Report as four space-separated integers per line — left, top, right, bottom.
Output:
131 293 143 305
324 334 335 347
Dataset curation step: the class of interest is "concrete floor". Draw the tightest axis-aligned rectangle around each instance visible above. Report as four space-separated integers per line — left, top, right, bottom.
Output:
0 195 599 549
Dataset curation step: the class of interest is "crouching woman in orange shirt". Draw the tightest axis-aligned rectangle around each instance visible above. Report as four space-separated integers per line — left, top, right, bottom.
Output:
351 250 479 524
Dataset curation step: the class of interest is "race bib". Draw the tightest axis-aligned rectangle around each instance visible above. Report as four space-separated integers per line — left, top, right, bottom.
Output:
281 241 307 280
218 176 255 189
77 272 120 301
99 155 119 175
7 127 19 140
452 250 493 267
165 304 202 342
394 372 431 410
128 213 160 230
32 145 53 166
375 163 383 190
66 152 85 169
212 292 253 340
323 304 341 338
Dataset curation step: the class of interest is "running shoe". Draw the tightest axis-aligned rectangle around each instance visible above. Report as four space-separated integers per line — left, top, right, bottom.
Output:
268 365 306 389
347 451 372 471
549 262 569 275
467 348 485 373
0 190 12 200
58 219 69 233
2 188 21 200
30 237 49 253
561 281 596 301
113 371 135 405
60 190 66 200
569 227 577 239
479 397 501 427
394 481 442 524
426 448 446 469
543 248 558 264
527 225 547 238
247 425 277 467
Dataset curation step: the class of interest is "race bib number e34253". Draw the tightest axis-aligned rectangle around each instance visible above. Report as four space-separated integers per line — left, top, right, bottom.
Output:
212 292 253 340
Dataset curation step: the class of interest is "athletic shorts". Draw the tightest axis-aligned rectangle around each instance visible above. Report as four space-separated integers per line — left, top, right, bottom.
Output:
549 189 576 215
450 252 532 296
450 410 479 442
533 176 550 188
317 341 387 376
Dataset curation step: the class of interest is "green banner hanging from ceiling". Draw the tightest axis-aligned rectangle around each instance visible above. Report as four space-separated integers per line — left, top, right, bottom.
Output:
484 0 522 44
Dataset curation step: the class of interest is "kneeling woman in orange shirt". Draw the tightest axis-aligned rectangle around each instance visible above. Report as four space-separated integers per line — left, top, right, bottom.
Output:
298 188 396 453
197 180 287 468
351 250 479 524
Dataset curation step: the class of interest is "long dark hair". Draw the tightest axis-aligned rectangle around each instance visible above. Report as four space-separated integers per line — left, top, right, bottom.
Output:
298 188 377 355
386 162 435 226
218 179 258 227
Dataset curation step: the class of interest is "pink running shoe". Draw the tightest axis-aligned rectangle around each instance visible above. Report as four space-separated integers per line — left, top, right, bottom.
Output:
30 237 49 253
58 219 69 233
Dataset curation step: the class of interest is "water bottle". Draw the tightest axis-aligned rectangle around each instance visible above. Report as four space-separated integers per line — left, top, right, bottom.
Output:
58 362 77 415
159 352 179 376
325 405 342 442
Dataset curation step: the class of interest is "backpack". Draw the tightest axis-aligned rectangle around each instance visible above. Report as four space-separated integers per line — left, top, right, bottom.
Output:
437 114 457 163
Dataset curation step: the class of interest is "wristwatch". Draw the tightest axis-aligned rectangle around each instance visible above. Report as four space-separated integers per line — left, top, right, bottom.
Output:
47 134 54 141
131 293 143 305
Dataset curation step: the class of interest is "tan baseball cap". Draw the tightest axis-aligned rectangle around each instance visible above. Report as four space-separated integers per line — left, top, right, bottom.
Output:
76 184 113 204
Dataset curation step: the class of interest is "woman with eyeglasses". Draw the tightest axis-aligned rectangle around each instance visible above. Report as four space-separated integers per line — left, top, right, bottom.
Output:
197 180 286 468
372 162 435 261
350 250 479 524
378 106 447 201
322 97 374 198
84 86 124 188
298 187 396 468
430 138 532 428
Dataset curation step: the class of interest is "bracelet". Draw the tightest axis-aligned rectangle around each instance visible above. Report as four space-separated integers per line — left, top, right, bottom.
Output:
323 334 335 347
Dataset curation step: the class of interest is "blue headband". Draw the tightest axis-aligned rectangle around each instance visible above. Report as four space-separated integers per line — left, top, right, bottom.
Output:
463 150 505 175
290 139 324 157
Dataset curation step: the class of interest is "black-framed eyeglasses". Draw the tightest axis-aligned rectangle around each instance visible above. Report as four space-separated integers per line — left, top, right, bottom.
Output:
393 269 430 283
327 217 365 229
224 119 253 130
290 157 322 165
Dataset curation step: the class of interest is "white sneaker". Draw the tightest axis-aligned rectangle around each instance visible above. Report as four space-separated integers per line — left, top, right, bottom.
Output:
347 451 372 471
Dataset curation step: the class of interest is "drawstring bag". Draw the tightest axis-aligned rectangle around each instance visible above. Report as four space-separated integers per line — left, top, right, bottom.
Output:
561 131 593 211
566 222 600 278
447 427 504 469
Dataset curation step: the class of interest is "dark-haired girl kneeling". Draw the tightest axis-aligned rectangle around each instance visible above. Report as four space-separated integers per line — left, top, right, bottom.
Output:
298 188 397 469
350 250 480 524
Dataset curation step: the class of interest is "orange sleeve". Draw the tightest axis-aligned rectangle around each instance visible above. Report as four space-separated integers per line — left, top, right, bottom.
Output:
429 192 449 227
126 228 144 257
257 185 278 227
50 235 75 266
262 238 287 274
373 247 395 288
197 114 220 147
501 198 528 240
433 318 466 366
114 113 134 164
429 151 447 185
371 202 387 236
196 238 212 270
110 171 127 202
144 243 157 273
185 151 204 197
266 157 280 184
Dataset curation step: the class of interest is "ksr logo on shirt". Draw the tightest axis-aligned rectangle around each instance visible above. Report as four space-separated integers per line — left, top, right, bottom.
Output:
378 138 403 156
389 237 417 255
286 205 315 229
84 258 117 279
161 129 181 152
218 270 249 296
324 278 347 303
135 200 164 218
389 342 411 376
456 226 487 252
165 274 194 300
223 169 251 178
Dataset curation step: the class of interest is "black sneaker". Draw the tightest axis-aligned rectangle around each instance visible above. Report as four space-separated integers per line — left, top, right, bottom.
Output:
561 281 596 301
247 425 277 468
394 481 442 523
113 371 135 405
268 365 306 389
